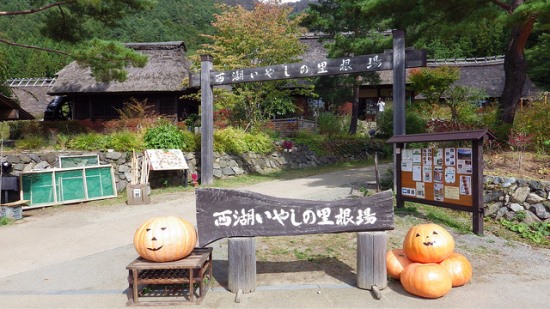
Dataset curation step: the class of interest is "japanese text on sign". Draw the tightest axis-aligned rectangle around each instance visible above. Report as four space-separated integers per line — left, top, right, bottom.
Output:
213 207 377 228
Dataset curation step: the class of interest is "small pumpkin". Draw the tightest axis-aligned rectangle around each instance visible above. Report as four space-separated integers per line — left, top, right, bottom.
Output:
386 248 413 280
403 223 455 263
133 216 197 262
440 252 473 287
400 263 453 299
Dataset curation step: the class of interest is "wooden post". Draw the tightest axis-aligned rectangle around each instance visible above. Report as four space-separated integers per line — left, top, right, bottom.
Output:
472 139 484 235
356 231 387 292
200 55 214 185
228 237 256 294
392 30 406 194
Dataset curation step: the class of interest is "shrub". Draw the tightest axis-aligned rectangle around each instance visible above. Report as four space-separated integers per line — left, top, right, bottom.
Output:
213 127 274 154
67 133 109 151
106 131 145 151
317 112 343 137
290 131 326 155
513 100 550 152
377 108 427 138
14 135 47 150
144 120 188 150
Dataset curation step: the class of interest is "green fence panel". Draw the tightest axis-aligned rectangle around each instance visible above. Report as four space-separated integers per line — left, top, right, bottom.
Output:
86 167 115 199
55 170 86 202
22 173 55 206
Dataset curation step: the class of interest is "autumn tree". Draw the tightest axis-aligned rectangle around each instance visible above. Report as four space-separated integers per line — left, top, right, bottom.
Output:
0 0 156 82
362 0 550 128
197 0 312 129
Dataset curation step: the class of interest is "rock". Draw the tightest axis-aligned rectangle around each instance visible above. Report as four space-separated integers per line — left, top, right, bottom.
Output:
526 193 545 204
213 169 223 178
232 166 245 175
34 161 50 170
529 204 550 219
502 177 516 188
528 180 544 191
484 190 503 203
19 154 32 164
105 151 123 160
509 203 524 212
511 186 531 203
485 202 503 217
523 211 542 224
494 207 509 220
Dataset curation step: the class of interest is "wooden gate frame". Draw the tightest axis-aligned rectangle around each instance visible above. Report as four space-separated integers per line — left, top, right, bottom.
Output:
190 30 426 185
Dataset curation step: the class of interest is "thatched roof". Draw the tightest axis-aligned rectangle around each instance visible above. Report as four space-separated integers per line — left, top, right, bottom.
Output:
0 94 34 120
49 41 190 95
376 58 541 98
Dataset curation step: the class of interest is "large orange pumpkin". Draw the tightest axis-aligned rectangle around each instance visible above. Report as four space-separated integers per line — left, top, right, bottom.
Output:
133 216 197 262
386 248 413 280
403 223 455 263
400 263 453 299
440 253 473 287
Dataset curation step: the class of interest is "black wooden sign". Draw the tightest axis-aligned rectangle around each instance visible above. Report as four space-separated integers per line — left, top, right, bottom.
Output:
189 49 426 87
195 188 394 247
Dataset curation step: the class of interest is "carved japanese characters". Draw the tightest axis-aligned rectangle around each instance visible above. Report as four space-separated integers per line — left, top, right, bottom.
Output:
133 216 197 262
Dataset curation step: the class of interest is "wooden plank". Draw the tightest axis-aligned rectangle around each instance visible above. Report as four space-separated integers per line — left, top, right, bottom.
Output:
356 231 387 290
189 50 426 87
228 237 256 294
200 55 215 185
196 188 394 247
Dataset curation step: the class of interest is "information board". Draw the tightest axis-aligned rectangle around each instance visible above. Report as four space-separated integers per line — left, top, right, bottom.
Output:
399 147 473 207
145 149 188 171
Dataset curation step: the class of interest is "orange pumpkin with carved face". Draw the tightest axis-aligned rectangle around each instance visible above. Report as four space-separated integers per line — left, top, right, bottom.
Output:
403 223 455 263
133 216 197 262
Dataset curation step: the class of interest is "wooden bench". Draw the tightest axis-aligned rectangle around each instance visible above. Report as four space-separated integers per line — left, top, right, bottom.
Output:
126 247 213 306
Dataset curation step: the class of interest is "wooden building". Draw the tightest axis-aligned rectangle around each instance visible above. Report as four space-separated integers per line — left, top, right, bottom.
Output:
48 41 198 121
0 93 34 121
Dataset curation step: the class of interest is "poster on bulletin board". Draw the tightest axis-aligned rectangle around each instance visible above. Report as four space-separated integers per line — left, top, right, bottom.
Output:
399 147 473 207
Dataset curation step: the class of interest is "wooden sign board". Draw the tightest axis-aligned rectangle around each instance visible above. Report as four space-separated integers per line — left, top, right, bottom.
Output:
399 147 473 207
189 49 426 87
145 149 188 171
195 188 394 247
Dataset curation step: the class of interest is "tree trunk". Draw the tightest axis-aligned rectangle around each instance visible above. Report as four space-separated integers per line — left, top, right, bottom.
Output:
498 19 534 125
348 75 362 135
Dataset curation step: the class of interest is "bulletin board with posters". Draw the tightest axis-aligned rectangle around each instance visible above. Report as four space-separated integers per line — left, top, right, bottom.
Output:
387 129 495 235
399 147 474 207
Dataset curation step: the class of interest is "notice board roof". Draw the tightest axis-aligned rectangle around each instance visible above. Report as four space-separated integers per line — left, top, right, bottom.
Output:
386 129 495 144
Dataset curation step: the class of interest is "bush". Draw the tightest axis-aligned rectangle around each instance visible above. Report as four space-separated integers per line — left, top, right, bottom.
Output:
68 133 109 151
317 112 343 136
15 135 47 150
106 131 145 151
513 100 550 152
214 127 274 154
376 108 427 138
144 120 188 150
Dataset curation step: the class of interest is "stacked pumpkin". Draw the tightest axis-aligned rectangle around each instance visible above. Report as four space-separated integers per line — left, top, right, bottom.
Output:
386 223 472 298
133 216 198 262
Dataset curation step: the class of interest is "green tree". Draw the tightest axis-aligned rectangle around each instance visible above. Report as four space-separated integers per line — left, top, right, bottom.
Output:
0 0 156 82
362 0 550 128
303 0 389 134
409 67 460 106
197 1 312 129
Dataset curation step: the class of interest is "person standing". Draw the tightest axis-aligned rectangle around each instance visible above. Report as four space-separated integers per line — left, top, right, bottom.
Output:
376 97 385 113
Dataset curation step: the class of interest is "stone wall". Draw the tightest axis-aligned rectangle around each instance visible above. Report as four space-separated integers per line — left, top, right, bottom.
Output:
1 145 367 193
484 176 550 223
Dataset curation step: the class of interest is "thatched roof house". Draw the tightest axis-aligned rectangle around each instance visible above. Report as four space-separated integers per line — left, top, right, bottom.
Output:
49 41 198 121
0 93 34 121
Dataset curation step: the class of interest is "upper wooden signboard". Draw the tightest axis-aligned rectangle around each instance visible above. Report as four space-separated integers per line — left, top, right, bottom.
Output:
189 49 427 87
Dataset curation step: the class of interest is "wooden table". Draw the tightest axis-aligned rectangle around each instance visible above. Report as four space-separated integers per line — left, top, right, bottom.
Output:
126 247 213 306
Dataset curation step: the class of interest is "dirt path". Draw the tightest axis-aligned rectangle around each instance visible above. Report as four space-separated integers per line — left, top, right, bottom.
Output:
0 164 549 308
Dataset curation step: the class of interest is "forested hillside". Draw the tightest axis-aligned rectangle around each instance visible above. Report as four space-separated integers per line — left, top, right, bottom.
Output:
0 0 313 78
